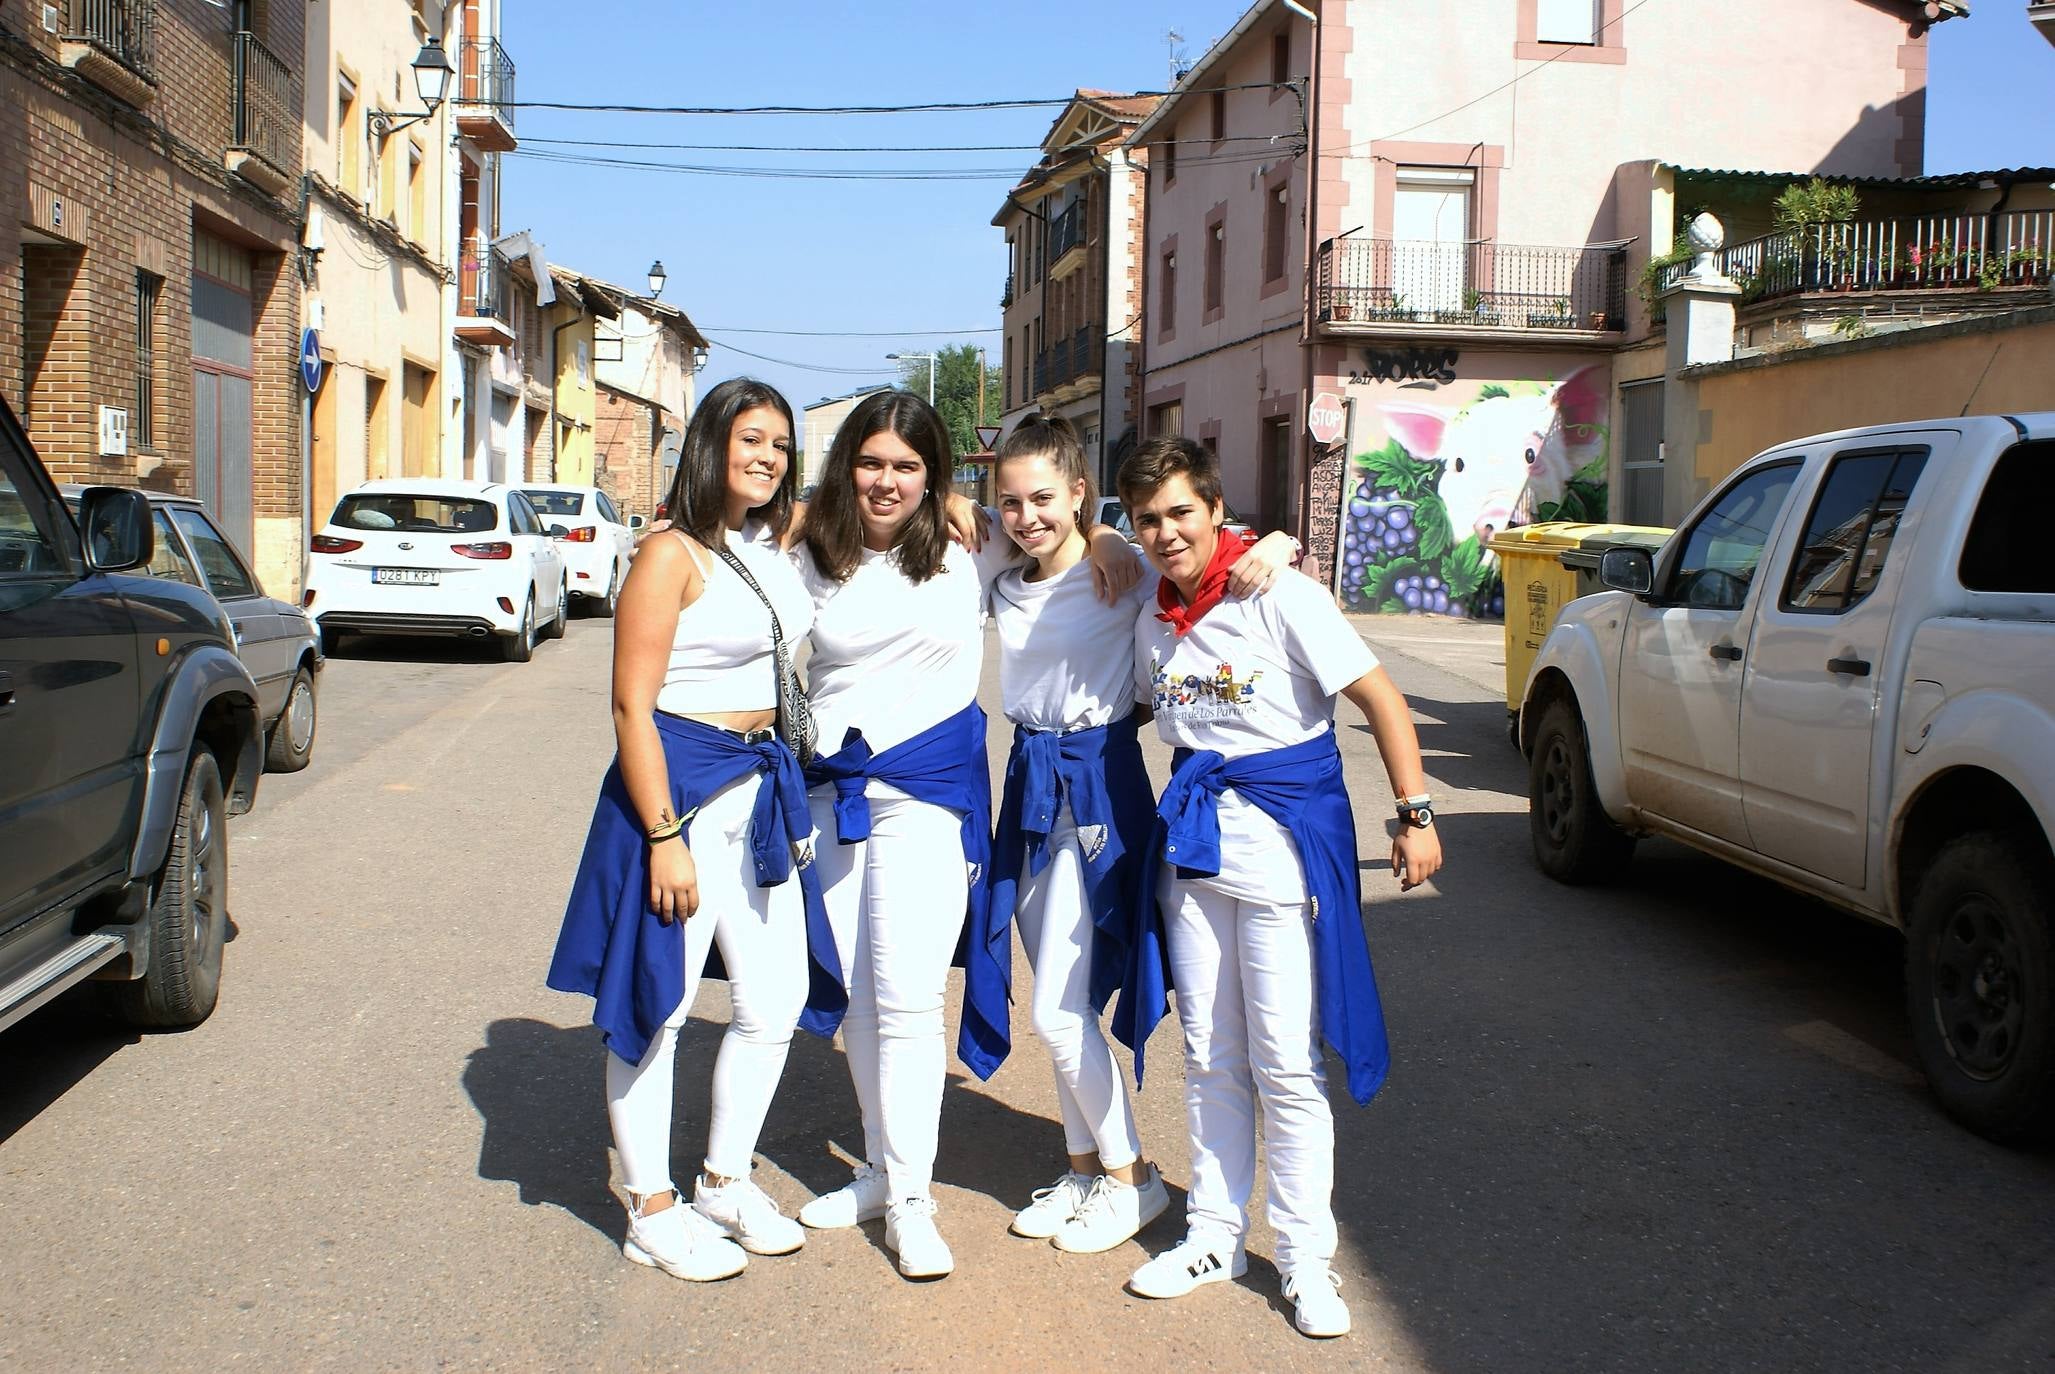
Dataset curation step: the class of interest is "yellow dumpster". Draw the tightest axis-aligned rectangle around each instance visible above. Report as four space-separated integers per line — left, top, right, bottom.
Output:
1486 523 1590 716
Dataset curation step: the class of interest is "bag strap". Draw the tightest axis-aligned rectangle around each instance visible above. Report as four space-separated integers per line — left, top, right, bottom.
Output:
709 541 787 656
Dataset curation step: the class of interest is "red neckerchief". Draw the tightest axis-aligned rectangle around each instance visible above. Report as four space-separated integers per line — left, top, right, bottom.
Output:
1156 529 1249 637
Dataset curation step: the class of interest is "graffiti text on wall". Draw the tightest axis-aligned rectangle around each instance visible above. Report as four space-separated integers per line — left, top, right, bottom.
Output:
1348 348 1460 387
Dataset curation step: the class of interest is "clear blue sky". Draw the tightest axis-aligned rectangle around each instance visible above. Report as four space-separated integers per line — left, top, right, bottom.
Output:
501 2 2055 421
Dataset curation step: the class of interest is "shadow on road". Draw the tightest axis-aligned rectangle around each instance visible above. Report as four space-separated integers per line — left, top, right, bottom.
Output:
323 633 509 665
464 1009 1077 1251
0 989 140 1146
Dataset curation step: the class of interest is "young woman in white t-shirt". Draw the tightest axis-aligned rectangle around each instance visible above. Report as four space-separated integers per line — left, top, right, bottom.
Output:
986 416 1298 1257
548 379 824 1284
789 391 1137 1279
1115 436 1444 1340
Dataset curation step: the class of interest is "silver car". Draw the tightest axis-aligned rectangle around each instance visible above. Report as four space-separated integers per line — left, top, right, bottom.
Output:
64 487 321 773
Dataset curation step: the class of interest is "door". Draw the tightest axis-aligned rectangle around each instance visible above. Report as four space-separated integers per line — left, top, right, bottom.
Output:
1740 441 1937 888
192 233 256 554
507 492 555 613
0 413 138 933
1260 415 1292 535
1618 460 1804 846
490 391 515 484
1392 171 1471 314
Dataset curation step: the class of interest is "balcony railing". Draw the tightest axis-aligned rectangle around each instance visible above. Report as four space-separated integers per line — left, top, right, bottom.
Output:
1000 273 1014 310
1034 329 1104 396
1316 238 1628 331
231 29 293 177
1048 201 1088 267
66 0 156 81
459 239 510 322
1702 210 2054 304
455 36 516 146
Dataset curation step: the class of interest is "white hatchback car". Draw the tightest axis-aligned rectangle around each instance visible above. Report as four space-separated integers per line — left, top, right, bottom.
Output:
304 479 568 662
518 483 638 618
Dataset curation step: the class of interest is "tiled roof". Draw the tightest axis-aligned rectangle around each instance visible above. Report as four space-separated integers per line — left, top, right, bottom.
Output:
1667 165 2055 190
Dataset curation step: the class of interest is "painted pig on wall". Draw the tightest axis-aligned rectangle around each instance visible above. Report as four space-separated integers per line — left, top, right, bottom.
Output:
1337 366 1611 618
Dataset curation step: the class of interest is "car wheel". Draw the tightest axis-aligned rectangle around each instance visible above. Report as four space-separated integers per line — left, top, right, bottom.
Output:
544 580 568 640
502 593 535 663
1905 831 2055 1145
1528 697 1635 884
106 748 228 1028
263 665 317 773
592 563 620 619
319 626 346 657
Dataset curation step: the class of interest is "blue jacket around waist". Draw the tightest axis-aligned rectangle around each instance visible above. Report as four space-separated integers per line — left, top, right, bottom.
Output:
1112 728 1391 1105
988 713 1155 1035
804 701 1005 1080
547 714 846 1065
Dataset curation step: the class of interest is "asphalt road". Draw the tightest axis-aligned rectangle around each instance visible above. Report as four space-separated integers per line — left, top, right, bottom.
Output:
5 609 2054 1372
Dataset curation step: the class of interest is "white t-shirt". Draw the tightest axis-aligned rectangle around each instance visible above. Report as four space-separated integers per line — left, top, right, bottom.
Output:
990 558 1157 732
796 539 1002 777
1135 572 1378 901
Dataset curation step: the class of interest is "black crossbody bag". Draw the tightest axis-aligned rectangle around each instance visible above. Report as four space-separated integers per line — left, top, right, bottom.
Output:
710 543 818 767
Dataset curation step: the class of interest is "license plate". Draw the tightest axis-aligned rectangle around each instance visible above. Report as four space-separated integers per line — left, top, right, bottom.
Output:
372 568 439 586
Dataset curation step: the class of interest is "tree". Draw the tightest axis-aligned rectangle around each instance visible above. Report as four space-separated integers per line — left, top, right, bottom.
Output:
897 343 1004 456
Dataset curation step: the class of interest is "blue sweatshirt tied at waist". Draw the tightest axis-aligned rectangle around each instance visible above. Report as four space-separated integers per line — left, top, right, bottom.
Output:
1112 728 1392 1105
804 701 1005 1080
987 713 1155 1035
547 713 847 1066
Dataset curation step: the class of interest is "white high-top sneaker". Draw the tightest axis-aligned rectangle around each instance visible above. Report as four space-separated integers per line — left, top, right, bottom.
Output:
797 1162 890 1230
693 1174 805 1256
622 1195 749 1282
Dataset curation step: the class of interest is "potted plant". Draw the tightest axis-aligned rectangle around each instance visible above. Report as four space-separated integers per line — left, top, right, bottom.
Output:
1463 287 1502 325
1533 297 1574 328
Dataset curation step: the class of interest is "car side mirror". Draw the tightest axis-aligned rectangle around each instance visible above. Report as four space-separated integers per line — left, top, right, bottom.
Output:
78 486 153 573
545 523 569 539
1599 547 1655 596
628 514 646 530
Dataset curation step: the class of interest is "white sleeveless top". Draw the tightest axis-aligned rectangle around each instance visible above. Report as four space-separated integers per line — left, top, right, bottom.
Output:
656 525 813 717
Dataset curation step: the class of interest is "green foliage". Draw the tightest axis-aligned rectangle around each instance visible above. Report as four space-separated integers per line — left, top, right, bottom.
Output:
897 343 1004 456
1475 383 1512 401
1637 242 1697 308
1832 313 1872 340
1773 177 1860 235
1440 537 1491 599
1373 555 1426 614
1413 494 1454 562
1535 477 1607 524
1352 439 1438 499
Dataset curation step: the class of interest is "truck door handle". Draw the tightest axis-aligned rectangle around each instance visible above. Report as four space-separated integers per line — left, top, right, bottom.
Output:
1708 643 1743 662
1828 657 1872 677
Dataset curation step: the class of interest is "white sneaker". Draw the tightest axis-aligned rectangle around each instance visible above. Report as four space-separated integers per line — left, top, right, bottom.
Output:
1282 1264 1352 1338
1010 1171 1092 1240
1053 1165 1170 1254
622 1196 749 1282
1127 1230 1246 1299
797 1163 889 1230
693 1174 805 1256
884 1196 955 1279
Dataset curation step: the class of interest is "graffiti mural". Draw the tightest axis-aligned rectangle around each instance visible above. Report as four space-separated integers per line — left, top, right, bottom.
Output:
1336 365 1610 618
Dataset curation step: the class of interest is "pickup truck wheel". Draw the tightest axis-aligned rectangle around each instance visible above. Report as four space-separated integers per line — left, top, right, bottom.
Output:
1905 832 2055 1144
1529 698 1635 884
107 748 227 1028
263 666 317 773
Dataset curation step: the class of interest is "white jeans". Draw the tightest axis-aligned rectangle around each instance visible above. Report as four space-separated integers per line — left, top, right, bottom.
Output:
812 789 968 1202
607 773 810 1196
1016 805 1141 1169
1164 868 1337 1272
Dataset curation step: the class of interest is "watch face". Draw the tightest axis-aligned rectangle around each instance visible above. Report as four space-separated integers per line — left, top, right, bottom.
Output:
1402 806 1433 828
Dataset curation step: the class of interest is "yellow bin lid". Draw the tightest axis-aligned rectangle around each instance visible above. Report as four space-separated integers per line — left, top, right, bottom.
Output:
1484 521 1604 554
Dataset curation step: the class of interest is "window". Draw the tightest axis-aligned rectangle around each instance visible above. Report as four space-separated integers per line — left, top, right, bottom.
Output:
336 74 360 195
1663 461 1801 610
1263 185 1289 283
1003 335 1013 410
595 492 623 525
1619 381 1665 524
1204 223 1224 315
1783 449 1928 612
1210 89 1226 142
508 493 543 535
1536 0 1601 43
1160 249 1177 334
145 510 202 585
335 493 496 533
1272 30 1291 85
169 507 259 600
365 374 389 479
1149 400 1183 438
1960 440 2055 593
0 436 79 584
522 489 585 517
407 143 425 243
1162 127 1177 185
369 112 387 216
134 270 161 449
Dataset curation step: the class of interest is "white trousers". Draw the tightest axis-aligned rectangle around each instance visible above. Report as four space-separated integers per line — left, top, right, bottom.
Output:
812 790 968 1202
1015 806 1141 1169
1164 871 1337 1272
607 773 810 1196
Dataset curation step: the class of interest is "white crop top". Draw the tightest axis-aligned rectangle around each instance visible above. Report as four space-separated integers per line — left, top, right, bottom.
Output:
656 526 814 717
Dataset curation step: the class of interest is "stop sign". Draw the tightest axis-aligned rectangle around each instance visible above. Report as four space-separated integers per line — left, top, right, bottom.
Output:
1306 390 1346 445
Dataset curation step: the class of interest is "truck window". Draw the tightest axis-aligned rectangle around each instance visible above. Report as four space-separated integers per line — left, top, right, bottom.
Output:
1663 461 1801 610
1782 448 1928 612
1960 441 2054 594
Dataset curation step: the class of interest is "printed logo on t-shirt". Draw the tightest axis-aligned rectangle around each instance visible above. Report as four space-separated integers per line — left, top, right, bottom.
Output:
1151 651 1263 720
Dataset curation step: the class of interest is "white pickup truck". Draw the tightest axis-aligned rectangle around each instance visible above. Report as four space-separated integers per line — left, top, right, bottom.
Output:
1518 414 2055 1143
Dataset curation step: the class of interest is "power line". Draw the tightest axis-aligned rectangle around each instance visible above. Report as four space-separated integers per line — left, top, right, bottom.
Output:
510 142 1298 183
700 326 1002 337
502 82 1289 117
703 335 898 376
521 133 1298 155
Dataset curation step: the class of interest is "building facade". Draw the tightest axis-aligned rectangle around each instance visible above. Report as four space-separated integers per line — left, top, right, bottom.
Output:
994 90 1159 489
589 280 705 519
1132 0 1965 616
1 0 306 592
800 383 890 493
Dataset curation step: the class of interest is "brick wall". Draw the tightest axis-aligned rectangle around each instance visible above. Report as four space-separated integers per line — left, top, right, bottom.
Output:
594 382 665 519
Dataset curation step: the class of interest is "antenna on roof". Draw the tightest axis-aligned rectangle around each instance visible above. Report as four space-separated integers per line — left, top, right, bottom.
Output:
1166 30 1188 89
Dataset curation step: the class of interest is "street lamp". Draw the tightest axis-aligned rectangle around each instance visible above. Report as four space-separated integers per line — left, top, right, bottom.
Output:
369 38 454 138
646 260 667 300
885 351 935 407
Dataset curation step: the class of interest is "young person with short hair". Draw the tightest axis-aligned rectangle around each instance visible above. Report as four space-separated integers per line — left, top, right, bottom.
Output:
549 379 840 1283
1113 436 1444 1339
